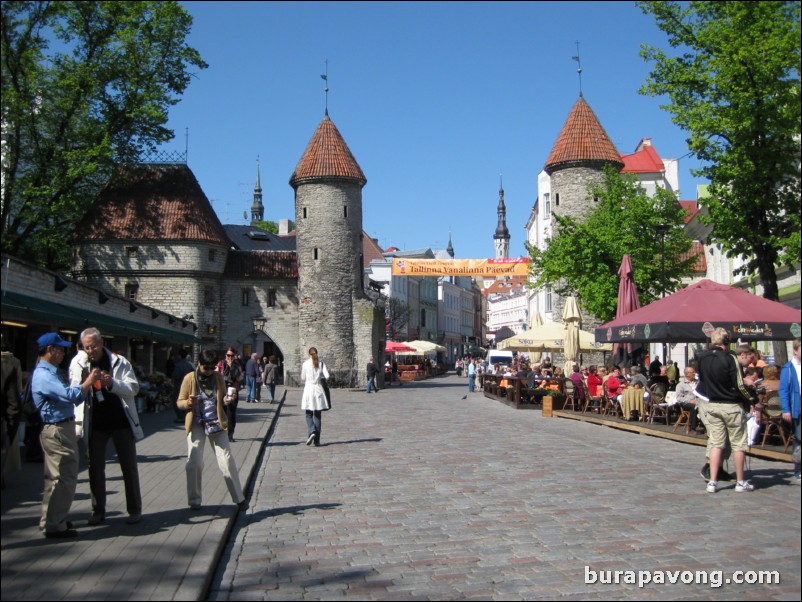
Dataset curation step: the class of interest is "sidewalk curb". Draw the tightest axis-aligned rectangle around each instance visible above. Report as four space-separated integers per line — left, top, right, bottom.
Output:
195 391 288 601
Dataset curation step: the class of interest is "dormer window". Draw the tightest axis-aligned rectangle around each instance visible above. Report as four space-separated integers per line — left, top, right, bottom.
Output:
126 246 139 259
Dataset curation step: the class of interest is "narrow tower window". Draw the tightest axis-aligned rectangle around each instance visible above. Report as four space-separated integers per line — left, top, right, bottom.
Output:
303 207 307 219
555 194 560 207
314 248 319 260
344 206 348 218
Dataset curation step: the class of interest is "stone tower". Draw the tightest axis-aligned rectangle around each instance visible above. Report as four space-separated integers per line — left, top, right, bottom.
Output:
544 95 624 225
543 94 624 342
290 115 381 387
493 180 510 259
251 160 264 225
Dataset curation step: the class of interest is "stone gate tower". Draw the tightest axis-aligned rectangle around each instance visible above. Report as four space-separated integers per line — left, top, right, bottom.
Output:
543 95 624 329
290 114 381 387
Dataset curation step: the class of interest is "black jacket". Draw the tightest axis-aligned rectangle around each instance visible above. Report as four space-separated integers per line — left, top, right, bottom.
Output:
697 347 755 406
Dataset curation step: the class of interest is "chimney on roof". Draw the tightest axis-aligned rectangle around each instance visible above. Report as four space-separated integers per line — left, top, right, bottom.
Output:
279 219 291 235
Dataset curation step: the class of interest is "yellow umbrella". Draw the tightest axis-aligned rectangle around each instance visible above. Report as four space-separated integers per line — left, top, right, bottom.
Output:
498 322 611 353
562 296 581 363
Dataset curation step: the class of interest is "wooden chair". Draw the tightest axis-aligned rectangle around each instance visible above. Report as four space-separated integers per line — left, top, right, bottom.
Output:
648 383 670 425
601 382 622 418
581 380 602 414
673 403 692 433
562 379 578 411
761 392 791 451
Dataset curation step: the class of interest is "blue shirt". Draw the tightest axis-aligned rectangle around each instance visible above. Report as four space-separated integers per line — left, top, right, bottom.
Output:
32 360 84 424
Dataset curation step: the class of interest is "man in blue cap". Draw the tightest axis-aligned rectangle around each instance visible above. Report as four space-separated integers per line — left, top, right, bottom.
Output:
32 332 99 538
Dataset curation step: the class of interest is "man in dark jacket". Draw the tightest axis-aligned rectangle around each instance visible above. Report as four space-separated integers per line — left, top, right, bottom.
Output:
366 358 380 394
697 329 759 493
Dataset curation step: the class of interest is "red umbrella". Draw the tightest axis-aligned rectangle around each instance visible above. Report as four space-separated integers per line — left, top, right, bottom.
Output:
385 341 417 353
613 255 645 367
596 279 801 343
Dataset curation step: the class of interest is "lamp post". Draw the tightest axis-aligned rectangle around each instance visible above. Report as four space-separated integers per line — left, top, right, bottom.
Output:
251 316 266 357
655 224 670 364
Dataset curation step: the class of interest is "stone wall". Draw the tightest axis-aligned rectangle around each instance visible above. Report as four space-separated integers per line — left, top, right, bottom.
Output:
221 277 301 385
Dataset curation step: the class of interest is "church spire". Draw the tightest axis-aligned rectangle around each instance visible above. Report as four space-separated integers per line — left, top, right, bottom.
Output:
251 157 264 225
493 172 510 259
447 231 454 259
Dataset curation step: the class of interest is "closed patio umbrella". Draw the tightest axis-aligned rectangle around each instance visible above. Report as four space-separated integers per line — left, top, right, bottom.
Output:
562 296 581 364
612 254 645 368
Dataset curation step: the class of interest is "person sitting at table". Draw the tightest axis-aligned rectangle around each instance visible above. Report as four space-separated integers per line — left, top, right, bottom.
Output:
675 365 702 432
607 367 624 401
569 364 586 403
587 365 603 397
629 365 651 400
649 366 671 391
761 365 780 395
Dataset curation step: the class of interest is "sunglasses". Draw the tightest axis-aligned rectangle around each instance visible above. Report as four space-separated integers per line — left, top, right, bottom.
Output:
226 354 235 357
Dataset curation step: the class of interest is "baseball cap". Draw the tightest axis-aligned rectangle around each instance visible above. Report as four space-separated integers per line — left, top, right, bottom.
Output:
37 332 72 348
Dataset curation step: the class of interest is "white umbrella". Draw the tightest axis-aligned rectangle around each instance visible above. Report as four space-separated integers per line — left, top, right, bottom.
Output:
498 321 612 353
562 296 581 363
395 340 446 355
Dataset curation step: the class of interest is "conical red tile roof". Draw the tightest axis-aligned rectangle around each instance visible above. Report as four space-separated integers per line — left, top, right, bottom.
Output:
76 163 230 244
544 96 624 174
289 115 367 189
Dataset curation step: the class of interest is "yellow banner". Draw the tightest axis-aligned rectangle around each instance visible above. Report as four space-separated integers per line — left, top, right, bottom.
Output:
392 258 530 277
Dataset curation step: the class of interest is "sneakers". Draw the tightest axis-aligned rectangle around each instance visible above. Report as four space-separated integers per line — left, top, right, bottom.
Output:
306 433 316 446
706 481 718 493
735 480 754 492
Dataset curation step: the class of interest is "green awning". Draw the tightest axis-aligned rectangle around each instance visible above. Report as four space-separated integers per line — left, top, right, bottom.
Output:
2 291 200 345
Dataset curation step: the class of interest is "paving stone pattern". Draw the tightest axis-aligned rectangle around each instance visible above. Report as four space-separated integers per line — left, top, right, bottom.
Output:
211 376 801 601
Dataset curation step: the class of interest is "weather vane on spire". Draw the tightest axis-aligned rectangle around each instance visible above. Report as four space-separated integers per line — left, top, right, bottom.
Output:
321 59 329 116
572 41 583 98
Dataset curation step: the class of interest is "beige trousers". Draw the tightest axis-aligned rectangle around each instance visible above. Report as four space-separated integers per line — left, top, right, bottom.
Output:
185 421 244 507
39 422 79 532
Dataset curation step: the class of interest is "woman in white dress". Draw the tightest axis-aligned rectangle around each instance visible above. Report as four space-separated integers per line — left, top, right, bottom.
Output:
301 347 330 446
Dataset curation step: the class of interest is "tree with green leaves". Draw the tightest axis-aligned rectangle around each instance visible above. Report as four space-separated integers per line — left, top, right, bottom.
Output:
638 1 801 303
526 166 696 323
1 1 207 269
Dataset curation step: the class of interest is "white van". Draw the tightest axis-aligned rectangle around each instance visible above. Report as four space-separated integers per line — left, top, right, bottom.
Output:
486 349 514 368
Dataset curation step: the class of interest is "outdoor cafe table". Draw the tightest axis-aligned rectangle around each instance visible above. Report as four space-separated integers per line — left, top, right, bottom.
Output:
621 387 645 420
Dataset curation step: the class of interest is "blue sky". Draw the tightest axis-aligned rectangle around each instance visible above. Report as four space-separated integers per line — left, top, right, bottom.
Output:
162 1 706 259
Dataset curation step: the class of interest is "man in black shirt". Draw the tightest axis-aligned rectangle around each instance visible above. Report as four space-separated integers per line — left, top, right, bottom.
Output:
70 328 143 525
697 329 759 493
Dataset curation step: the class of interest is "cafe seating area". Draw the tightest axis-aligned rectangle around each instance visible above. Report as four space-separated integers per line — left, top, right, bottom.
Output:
397 364 427 381
482 373 565 410
545 380 792 462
